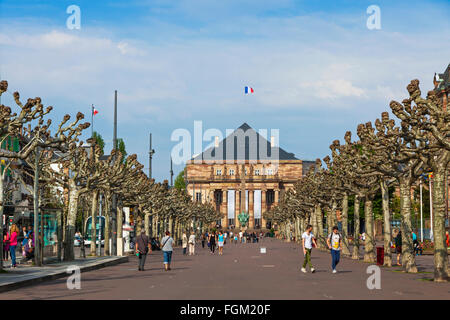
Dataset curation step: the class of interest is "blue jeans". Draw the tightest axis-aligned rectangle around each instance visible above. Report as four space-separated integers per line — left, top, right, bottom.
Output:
331 249 340 270
163 251 172 264
10 245 17 266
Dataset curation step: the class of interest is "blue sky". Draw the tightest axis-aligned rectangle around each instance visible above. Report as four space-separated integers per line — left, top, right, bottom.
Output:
0 0 449 182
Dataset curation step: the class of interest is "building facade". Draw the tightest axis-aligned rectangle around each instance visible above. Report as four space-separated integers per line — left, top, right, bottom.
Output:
185 123 304 230
433 63 449 111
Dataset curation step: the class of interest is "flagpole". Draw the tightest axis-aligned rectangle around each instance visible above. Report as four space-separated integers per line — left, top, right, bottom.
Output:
91 104 94 139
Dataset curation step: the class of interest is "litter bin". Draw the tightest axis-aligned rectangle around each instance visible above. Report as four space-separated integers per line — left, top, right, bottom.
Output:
376 246 384 266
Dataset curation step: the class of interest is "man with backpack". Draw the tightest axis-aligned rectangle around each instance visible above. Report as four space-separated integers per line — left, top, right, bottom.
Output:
327 226 342 273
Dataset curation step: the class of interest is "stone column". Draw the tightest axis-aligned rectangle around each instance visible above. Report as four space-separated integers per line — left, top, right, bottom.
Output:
261 188 267 229
222 189 228 228
235 189 240 228
249 189 254 228
274 188 279 204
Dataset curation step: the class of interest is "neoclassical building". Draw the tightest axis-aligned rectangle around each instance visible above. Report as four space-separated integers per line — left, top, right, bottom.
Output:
185 123 308 230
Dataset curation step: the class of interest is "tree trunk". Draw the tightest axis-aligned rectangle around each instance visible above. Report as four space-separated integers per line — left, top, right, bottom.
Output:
104 197 111 256
145 212 151 236
117 204 123 256
364 195 376 263
63 183 79 261
169 216 174 236
380 179 392 267
331 200 338 229
431 164 449 281
316 205 326 249
341 193 350 256
399 178 418 273
152 214 157 238
90 190 99 256
352 195 360 260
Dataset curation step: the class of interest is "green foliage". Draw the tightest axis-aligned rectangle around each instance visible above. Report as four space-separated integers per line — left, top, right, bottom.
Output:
92 131 105 154
117 138 127 162
174 169 186 190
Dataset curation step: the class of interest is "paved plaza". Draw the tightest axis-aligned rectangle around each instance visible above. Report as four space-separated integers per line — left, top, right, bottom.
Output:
0 238 448 300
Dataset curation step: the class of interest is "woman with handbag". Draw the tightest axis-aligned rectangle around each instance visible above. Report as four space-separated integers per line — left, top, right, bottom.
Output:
161 231 174 271
9 224 19 268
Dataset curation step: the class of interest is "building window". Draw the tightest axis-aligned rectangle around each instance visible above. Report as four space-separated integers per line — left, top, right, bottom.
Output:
255 218 261 228
216 169 222 176
228 218 235 226
214 190 223 204
267 168 273 175
267 190 275 204
229 169 235 175
196 192 202 202
245 168 248 175
254 169 260 176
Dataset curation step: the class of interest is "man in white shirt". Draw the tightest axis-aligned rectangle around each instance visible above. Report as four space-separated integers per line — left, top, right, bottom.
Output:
301 225 317 273
239 231 243 243
327 226 342 273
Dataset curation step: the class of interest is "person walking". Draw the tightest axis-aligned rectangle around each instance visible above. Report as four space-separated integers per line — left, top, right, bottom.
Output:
182 232 188 255
201 233 206 248
301 225 317 273
234 234 238 244
135 229 151 271
9 224 19 268
394 229 402 266
161 231 174 271
327 226 342 273
188 231 196 256
217 231 224 255
209 231 217 254
223 230 227 245
3 229 10 261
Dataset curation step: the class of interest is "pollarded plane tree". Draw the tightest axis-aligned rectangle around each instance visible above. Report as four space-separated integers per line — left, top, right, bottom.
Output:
322 155 348 245
356 113 424 271
99 151 144 255
330 133 381 262
390 79 449 281
45 141 107 261
323 148 354 257
0 80 90 268
310 159 344 249
331 134 394 266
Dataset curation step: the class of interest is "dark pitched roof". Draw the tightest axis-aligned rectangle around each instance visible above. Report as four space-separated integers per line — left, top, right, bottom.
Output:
434 63 450 92
192 122 298 161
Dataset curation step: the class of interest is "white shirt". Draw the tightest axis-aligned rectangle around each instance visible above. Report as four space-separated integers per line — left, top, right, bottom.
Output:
328 233 341 251
302 232 314 249
189 234 195 244
239 232 243 238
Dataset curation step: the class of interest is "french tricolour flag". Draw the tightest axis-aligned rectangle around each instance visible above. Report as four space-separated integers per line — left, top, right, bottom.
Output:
244 86 254 94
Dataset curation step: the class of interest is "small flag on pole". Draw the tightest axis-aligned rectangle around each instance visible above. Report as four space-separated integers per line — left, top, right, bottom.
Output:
244 86 254 94
93 107 99 115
